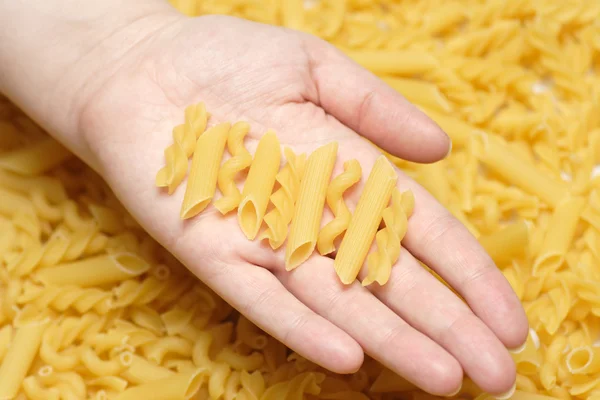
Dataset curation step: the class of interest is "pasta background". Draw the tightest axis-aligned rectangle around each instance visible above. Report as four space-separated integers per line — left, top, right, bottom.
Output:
1 0 600 399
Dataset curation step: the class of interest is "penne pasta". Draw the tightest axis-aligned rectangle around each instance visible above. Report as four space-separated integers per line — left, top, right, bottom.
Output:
285 142 338 270
238 131 281 240
114 369 205 400
180 123 231 219
260 147 306 249
35 253 150 287
383 77 454 113
334 156 397 284
0 321 48 399
478 221 529 265
533 195 586 277
344 50 439 76
363 190 414 286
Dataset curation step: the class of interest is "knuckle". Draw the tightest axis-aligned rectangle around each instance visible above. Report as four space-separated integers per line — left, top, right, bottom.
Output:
418 213 463 249
282 311 311 344
242 284 280 319
357 90 377 133
379 323 409 353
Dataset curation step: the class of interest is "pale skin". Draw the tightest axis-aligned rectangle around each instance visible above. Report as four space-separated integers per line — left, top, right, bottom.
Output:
0 0 529 396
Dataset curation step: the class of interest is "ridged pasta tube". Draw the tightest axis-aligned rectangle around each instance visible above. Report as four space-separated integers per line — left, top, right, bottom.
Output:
155 103 210 194
362 190 415 286
238 131 281 240
180 123 231 219
260 147 306 249
285 143 338 270
334 156 397 284
214 122 253 215
317 159 362 256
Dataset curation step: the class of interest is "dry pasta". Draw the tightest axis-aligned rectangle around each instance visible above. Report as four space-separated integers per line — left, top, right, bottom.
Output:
334 156 397 284
2 0 600 398
285 142 338 270
237 131 281 240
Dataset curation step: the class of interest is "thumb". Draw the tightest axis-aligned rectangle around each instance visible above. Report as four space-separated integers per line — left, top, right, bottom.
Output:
303 37 451 163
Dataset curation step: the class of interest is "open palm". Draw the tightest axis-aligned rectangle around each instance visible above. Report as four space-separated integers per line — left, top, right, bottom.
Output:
80 13 528 396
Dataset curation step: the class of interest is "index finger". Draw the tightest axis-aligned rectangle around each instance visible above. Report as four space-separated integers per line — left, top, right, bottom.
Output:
399 171 529 350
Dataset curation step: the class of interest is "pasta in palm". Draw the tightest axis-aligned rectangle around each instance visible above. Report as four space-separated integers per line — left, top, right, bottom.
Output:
3 0 600 398
334 156 397 284
317 159 361 256
214 122 253 215
362 189 414 286
260 147 306 250
180 123 231 219
238 131 281 240
285 142 338 270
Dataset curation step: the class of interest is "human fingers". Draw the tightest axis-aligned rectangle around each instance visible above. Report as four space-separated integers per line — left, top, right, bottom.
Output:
186 253 364 374
362 247 516 395
302 36 451 163
276 254 464 396
395 170 529 350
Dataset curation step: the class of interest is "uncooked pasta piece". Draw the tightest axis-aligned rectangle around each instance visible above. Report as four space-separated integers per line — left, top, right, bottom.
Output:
260 147 306 249
35 253 150 287
0 320 47 399
180 123 231 219
383 77 454 113
238 131 281 240
214 122 253 215
362 190 414 286
532 195 586 277
0 138 72 175
478 221 529 265
317 159 362 256
334 156 397 284
285 142 338 270
344 50 439 75
114 369 205 400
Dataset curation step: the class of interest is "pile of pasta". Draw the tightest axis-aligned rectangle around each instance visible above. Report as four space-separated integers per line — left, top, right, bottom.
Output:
1 0 600 398
155 104 415 286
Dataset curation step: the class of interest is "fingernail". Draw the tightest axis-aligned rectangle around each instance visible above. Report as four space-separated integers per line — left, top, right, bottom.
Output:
508 340 527 354
494 382 516 400
445 382 462 397
444 140 453 158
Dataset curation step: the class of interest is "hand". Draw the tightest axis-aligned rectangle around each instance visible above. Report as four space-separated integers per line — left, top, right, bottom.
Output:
6 5 528 396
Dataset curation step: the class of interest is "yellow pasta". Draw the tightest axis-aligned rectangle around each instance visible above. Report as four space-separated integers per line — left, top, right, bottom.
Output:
532 195 586 277
237 131 281 240
260 147 306 250
478 221 530 265
0 320 47 399
0 137 72 175
114 369 205 400
344 50 439 76
3 0 600 398
317 159 362 256
363 189 415 286
180 123 231 219
383 77 454 113
35 253 150 287
285 142 338 270
156 103 210 193
214 122 253 215
335 156 397 284
566 346 600 375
